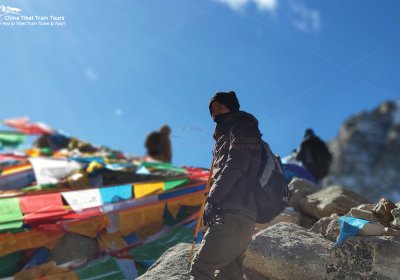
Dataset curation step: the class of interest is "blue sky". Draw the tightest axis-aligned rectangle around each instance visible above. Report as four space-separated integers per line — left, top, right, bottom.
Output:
1 0 399 168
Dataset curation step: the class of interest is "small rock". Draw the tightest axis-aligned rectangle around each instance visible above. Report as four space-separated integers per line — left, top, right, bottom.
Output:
325 217 340 242
347 208 378 223
359 222 386 236
311 214 340 242
356 204 376 212
391 207 400 229
372 198 397 227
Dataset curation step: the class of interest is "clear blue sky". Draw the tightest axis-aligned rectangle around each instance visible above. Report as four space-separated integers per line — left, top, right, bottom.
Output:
1 0 399 168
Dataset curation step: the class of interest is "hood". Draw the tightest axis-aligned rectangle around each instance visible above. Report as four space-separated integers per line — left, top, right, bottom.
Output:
214 111 258 126
213 111 261 139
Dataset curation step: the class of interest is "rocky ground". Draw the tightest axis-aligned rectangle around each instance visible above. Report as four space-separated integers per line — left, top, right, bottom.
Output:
138 178 400 280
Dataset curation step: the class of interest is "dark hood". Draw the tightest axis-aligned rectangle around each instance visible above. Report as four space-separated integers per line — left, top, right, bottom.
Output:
213 111 261 139
214 111 257 124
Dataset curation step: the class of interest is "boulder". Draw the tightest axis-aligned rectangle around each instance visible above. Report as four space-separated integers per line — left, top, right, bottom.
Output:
48 233 98 265
310 214 340 242
245 223 333 280
287 178 320 228
288 178 319 211
327 236 400 280
137 243 195 280
300 185 371 219
254 207 303 233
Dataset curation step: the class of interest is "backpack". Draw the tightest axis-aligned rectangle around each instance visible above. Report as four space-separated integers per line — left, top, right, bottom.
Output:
253 141 290 224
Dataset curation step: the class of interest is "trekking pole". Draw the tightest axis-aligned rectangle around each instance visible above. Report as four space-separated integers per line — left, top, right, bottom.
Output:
187 159 214 269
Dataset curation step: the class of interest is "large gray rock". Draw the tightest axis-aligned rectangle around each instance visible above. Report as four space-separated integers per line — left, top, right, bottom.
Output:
325 100 400 201
245 223 333 280
300 185 371 219
327 236 400 280
48 233 98 264
138 243 194 280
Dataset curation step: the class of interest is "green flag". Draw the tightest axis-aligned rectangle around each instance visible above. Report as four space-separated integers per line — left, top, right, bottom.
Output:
0 197 23 230
164 178 189 191
129 226 193 267
0 132 25 149
141 162 186 173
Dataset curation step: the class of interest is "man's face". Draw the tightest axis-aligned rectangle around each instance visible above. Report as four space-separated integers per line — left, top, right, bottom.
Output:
210 101 230 118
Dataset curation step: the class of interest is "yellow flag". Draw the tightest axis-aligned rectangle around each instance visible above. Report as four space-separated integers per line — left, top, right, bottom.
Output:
0 229 64 257
14 261 76 280
167 192 203 219
119 203 164 236
98 231 127 251
65 215 109 238
133 182 164 198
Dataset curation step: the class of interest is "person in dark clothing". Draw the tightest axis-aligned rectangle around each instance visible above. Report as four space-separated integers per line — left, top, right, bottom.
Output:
190 91 262 280
33 134 72 150
295 128 332 182
144 125 172 163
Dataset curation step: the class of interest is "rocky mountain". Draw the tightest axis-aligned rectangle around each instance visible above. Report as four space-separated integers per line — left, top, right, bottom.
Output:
324 99 400 202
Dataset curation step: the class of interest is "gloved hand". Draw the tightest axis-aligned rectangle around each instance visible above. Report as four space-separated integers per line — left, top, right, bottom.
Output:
203 202 219 227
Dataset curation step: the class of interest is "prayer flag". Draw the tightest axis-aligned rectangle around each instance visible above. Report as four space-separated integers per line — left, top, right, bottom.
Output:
3 117 53 135
119 203 164 236
99 184 132 204
62 189 102 212
0 197 23 230
19 193 67 224
133 182 164 198
28 158 81 185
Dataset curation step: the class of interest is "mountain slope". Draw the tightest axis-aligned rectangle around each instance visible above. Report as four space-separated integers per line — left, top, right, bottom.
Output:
325 100 400 201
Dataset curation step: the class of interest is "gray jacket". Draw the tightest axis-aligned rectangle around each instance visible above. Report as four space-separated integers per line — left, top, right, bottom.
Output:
208 111 262 220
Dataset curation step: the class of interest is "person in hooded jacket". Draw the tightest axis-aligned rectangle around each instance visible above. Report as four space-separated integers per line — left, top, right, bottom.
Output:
190 91 263 280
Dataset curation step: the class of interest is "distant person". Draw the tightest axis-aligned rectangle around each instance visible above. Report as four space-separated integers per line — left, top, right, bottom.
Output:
295 128 332 182
144 125 172 163
33 134 71 150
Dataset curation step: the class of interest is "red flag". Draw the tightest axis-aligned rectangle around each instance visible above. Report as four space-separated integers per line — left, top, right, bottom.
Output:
3 117 53 135
19 193 68 224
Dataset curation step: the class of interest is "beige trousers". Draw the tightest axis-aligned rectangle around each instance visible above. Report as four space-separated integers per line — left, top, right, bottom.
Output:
190 211 255 280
